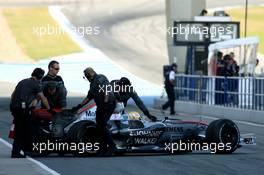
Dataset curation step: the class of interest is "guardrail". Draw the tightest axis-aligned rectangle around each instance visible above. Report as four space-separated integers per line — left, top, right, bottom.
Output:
174 74 264 111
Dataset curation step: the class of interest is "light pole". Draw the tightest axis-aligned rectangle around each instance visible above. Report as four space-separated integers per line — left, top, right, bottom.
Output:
244 0 248 37
243 0 249 75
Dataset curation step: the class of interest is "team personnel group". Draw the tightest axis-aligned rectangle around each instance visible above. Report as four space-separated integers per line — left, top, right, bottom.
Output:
10 60 177 158
10 61 67 158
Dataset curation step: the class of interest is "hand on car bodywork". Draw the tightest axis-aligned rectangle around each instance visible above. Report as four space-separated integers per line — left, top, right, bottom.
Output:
47 109 57 115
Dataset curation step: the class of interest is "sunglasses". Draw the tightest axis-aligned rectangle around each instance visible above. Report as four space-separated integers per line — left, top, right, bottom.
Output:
53 67 60 71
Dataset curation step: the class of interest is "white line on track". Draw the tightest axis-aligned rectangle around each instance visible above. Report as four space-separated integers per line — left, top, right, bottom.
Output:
0 138 61 175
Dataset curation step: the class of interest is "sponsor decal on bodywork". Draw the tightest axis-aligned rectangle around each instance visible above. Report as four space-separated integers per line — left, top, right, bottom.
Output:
129 130 163 145
85 110 96 117
130 130 162 137
134 138 158 144
165 127 184 133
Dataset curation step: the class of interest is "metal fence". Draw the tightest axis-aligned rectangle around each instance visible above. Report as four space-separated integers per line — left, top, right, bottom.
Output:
174 74 264 111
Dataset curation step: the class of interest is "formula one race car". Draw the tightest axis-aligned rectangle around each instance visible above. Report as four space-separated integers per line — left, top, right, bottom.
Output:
9 101 256 156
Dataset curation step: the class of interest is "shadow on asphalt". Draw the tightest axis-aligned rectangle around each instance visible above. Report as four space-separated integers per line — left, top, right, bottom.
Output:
30 151 252 159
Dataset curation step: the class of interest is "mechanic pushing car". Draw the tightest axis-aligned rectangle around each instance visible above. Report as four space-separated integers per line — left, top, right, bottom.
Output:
42 60 67 108
72 67 117 156
162 63 177 115
111 77 157 122
10 68 50 158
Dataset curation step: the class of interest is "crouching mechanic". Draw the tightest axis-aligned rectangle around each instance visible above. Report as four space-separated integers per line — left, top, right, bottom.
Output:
71 67 117 156
111 77 157 122
42 81 66 109
10 68 50 158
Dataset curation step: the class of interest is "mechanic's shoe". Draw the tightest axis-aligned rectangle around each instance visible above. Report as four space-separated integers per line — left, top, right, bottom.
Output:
104 147 117 157
11 153 26 158
170 112 177 116
96 148 108 157
97 146 117 157
24 151 42 158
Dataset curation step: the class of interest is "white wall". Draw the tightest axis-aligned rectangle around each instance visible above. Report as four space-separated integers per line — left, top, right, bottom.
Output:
166 0 206 72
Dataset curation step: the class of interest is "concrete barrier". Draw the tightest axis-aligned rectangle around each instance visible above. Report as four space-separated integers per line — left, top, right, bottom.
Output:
154 98 264 124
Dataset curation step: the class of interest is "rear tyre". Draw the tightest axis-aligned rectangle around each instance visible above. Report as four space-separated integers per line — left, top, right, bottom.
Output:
206 119 240 154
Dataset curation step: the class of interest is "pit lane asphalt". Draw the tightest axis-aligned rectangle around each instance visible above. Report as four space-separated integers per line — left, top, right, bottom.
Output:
0 97 263 175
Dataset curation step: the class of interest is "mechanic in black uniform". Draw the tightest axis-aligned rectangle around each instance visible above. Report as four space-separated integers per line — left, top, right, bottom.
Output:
111 77 157 121
10 68 50 158
72 67 117 156
42 81 64 109
162 63 177 115
41 60 67 108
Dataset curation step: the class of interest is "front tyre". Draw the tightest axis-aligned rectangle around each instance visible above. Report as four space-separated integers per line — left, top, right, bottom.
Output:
206 119 240 154
68 121 100 156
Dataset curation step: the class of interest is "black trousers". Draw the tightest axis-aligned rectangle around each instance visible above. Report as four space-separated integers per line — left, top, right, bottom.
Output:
215 78 224 105
96 105 116 152
162 85 175 114
11 108 32 154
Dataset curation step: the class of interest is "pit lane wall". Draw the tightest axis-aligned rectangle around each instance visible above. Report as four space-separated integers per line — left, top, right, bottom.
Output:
154 74 264 124
154 99 264 124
